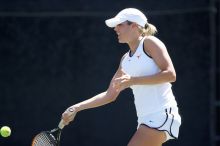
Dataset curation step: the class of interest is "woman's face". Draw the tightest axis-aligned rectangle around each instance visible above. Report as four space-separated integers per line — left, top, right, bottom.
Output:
114 21 134 43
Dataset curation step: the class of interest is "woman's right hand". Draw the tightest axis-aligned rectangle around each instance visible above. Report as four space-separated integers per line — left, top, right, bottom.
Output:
62 106 78 125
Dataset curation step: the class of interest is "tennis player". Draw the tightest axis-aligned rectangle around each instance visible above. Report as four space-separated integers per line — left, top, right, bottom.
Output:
62 8 181 146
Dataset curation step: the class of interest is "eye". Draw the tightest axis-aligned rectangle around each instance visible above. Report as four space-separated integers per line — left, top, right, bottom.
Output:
118 23 123 26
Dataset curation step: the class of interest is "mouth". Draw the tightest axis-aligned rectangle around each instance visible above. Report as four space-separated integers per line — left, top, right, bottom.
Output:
116 32 120 36
116 33 120 39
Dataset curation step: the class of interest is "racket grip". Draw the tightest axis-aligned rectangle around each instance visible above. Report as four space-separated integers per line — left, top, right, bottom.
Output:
58 119 65 129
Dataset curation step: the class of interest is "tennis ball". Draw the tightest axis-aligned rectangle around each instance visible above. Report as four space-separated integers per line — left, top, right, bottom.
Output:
0 126 11 137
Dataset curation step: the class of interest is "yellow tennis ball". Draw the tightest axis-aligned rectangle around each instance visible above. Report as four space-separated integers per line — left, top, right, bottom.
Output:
0 126 11 137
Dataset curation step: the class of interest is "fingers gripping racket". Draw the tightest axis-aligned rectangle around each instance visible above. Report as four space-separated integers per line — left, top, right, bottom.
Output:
32 120 65 146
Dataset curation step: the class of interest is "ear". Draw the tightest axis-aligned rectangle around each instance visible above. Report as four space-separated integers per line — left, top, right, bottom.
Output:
131 23 136 28
131 23 139 29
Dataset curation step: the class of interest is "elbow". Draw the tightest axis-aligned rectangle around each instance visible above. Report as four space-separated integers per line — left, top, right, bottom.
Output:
169 71 176 82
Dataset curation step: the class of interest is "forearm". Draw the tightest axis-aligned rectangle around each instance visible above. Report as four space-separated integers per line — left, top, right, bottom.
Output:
73 91 116 112
62 86 119 125
131 70 176 85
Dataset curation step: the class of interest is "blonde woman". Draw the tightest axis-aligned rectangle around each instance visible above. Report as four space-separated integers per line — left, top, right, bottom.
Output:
62 8 181 146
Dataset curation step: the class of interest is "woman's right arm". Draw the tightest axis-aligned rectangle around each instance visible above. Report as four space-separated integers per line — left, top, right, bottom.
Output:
62 66 123 125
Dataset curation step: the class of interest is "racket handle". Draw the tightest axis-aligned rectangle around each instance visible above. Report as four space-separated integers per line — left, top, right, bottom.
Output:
58 119 65 129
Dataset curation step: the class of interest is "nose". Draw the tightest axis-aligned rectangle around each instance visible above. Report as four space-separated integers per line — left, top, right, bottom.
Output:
114 26 118 32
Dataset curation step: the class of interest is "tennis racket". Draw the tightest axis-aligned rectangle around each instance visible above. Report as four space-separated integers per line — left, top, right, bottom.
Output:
31 119 65 146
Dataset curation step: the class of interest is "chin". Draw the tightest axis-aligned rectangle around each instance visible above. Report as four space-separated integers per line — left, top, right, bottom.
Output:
118 39 126 43
118 40 123 43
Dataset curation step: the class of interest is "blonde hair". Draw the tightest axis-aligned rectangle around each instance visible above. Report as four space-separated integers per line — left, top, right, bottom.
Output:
139 22 157 36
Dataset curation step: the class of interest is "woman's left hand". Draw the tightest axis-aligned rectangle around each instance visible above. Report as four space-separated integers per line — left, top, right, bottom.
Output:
113 70 133 92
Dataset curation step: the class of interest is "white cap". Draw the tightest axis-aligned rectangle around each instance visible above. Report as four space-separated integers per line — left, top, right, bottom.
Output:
105 8 148 28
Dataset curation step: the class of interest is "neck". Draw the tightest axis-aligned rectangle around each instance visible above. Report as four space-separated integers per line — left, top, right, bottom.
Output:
128 36 143 55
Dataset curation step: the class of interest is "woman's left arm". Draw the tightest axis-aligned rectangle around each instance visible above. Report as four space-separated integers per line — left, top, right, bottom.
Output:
132 36 176 85
114 36 176 91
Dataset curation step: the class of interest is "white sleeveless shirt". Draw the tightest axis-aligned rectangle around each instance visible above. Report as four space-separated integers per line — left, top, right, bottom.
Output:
121 37 177 117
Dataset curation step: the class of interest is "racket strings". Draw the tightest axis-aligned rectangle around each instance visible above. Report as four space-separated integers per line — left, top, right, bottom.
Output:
32 132 56 146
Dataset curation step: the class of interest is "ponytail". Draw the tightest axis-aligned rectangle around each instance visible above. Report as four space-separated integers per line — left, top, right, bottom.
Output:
141 23 157 36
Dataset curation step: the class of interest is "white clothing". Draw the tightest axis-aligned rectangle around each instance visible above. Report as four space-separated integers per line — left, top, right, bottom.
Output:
121 37 181 139
137 106 181 140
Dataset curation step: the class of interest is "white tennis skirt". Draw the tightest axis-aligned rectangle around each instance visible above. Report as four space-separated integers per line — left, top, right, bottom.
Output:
137 106 181 141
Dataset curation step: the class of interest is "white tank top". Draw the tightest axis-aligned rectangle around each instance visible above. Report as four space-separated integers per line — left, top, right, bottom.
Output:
121 37 177 117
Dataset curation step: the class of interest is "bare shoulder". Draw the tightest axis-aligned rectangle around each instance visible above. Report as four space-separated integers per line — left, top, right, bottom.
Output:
144 36 167 56
144 36 166 49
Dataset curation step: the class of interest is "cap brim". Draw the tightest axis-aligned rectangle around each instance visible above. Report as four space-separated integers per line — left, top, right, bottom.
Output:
105 17 125 28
